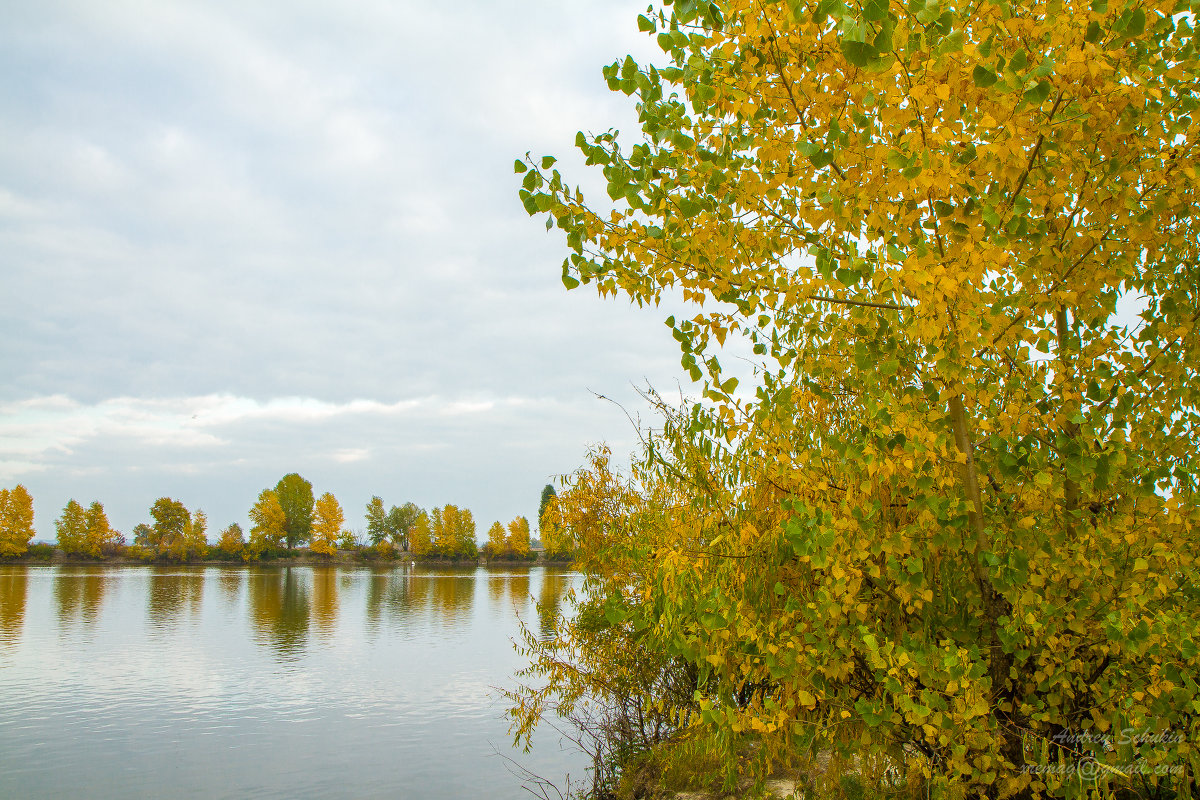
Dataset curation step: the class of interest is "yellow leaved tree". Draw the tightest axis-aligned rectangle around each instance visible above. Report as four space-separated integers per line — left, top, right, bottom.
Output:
247 489 286 561
410 511 434 557
82 501 123 558
55 499 87 556
485 520 508 558
506 516 532 559
0 485 35 558
512 0 1199 796
310 492 344 558
216 523 245 559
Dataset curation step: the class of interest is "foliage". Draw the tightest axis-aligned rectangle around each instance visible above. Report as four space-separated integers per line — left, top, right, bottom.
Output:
311 492 344 557
485 520 507 558
25 542 55 559
365 496 388 546
55 499 87 556
374 538 396 559
274 473 314 550
386 502 421 551
514 0 1200 796
410 511 434 557
216 523 245 558
430 504 478 559
338 527 361 551
83 501 123 558
539 494 578 560
248 489 286 561
168 508 207 562
507 516 532 558
538 483 557 531
148 498 190 558
0 485 35 558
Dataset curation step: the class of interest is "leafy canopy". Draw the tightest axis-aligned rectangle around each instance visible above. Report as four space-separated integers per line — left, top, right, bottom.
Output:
514 0 1199 795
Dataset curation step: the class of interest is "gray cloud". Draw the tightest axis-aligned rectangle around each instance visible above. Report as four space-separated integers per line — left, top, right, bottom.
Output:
0 0 690 538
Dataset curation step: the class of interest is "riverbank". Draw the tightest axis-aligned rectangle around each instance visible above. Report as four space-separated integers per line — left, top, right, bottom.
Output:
3 547 574 568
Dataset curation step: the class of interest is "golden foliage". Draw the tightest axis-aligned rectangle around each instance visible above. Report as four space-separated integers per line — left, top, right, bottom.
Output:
310 492 344 557
0 485 35 558
513 0 1200 794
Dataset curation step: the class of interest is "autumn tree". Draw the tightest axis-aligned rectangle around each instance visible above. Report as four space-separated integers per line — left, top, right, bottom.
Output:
216 523 245 558
538 494 576 560
537 484 556 532
83 501 122 558
506 516 531 559
274 473 314 550
512 0 1200 796
175 508 208 561
148 497 190 558
485 521 507 558
248 489 286 560
410 511 434 557
386 502 421 552
433 504 477 559
365 496 388 546
55 499 87 555
311 492 344 558
0 485 35 558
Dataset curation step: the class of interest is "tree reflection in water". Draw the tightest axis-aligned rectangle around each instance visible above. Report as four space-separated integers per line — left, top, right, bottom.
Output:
427 570 474 627
216 568 243 610
0 568 27 646
55 567 109 627
146 568 204 630
538 569 571 641
247 567 309 662
364 567 411 636
311 566 338 640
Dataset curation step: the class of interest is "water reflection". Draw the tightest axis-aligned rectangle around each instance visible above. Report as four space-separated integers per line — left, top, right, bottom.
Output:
426 571 474 626
311 567 338 639
0 564 587 800
487 571 509 611
0 568 27 646
56 567 109 626
248 568 309 662
538 570 572 640
365 568 411 635
509 570 531 614
216 569 244 610
147 568 204 630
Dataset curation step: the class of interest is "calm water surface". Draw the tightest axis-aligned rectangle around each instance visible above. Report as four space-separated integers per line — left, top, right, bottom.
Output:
0 564 585 799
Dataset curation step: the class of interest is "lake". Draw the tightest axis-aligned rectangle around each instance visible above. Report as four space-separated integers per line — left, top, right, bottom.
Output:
0 563 587 799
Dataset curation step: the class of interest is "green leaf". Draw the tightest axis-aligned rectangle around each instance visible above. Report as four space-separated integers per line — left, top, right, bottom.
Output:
840 39 880 67
1024 79 1052 104
562 261 580 290
1008 49 1028 72
809 149 835 168
541 155 557 169
973 65 998 87
1126 7 1146 36
513 159 528 174
864 0 889 22
638 13 655 32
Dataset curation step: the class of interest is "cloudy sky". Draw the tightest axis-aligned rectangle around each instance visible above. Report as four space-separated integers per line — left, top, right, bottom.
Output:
0 0 692 541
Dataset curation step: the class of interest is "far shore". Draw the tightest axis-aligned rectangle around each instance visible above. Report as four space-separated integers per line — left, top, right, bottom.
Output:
2 547 574 569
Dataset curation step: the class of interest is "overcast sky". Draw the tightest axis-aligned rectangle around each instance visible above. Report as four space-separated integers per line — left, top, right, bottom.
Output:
0 0 692 541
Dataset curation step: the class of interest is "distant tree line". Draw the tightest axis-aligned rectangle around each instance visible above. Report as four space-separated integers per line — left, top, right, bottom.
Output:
0 478 578 563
